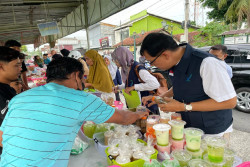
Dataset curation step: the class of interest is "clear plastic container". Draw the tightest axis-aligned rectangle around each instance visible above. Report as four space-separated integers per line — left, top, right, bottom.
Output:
184 128 204 152
115 155 131 164
168 120 186 140
203 154 226 167
188 159 211 167
224 148 235 167
153 124 171 146
171 150 192 167
204 136 226 163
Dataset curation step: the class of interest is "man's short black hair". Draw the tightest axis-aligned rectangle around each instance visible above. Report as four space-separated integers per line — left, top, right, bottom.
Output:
52 54 62 60
140 33 179 57
46 57 84 83
43 54 48 57
60 49 70 57
210 45 227 54
4 40 21 48
0 46 20 62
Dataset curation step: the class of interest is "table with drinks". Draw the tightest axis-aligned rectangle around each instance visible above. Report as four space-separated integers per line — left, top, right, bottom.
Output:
68 95 244 167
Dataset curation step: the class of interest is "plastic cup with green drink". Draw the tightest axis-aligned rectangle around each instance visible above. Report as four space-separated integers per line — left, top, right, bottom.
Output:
169 120 186 140
184 128 204 152
153 123 171 146
204 136 226 163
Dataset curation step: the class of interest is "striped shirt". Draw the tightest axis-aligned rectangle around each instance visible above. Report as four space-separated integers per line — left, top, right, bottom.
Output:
0 83 115 167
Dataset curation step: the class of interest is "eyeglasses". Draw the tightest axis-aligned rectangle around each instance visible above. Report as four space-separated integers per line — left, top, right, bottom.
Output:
149 49 166 65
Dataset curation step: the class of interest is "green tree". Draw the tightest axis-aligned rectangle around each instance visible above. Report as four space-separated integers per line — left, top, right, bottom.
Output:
193 21 229 47
21 45 28 53
219 0 250 28
199 0 236 23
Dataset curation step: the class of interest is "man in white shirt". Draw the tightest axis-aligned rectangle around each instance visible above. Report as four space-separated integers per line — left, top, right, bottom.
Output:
209 44 233 78
140 33 236 136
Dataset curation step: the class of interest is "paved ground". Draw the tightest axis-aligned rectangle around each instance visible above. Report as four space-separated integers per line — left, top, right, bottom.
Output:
231 109 250 162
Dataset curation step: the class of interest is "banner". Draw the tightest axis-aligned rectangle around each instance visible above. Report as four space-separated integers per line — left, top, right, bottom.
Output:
38 22 60 36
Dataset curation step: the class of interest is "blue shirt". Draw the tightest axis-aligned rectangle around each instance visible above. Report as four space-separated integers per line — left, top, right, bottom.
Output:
44 58 51 65
0 83 115 167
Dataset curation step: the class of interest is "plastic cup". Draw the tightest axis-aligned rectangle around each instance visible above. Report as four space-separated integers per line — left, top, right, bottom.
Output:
188 159 211 167
153 124 171 146
201 139 208 159
204 136 226 163
160 115 171 124
171 150 192 167
136 105 147 119
203 154 226 167
171 113 182 120
185 146 203 159
184 128 204 152
171 138 185 151
223 148 235 167
83 122 96 138
156 143 171 154
169 120 186 140
146 115 160 137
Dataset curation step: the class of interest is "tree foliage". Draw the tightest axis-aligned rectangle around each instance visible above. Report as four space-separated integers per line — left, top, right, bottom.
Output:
193 21 229 47
198 0 236 23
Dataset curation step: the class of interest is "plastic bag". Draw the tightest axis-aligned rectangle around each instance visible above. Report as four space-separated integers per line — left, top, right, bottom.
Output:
71 135 89 155
143 159 161 167
161 158 180 167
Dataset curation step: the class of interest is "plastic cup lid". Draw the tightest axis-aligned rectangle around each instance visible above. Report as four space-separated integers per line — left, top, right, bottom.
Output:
184 128 204 136
171 150 192 161
204 136 226 147
188 159 211 167
153 123 171 131
168 120 186 126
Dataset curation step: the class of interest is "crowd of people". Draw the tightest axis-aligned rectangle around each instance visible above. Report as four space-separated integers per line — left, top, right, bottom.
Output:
0 33 237 166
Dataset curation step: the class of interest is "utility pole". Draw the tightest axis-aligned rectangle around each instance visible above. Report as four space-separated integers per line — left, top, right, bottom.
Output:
184 0 190 43
120 20 123 46
194 0 196 24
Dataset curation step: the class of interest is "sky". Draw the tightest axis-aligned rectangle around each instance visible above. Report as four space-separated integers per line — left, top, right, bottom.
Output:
27 0 210 51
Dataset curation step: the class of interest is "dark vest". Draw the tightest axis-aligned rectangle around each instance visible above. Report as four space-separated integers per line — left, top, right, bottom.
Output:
126 61 159 114
170 44 233 134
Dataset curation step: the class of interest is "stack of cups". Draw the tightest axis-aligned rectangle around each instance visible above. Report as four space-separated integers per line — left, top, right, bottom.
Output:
168 120 186 151
153 124 171 154
184 128 204 159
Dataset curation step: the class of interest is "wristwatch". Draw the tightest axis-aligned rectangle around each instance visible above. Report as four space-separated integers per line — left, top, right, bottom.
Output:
185 103 192 112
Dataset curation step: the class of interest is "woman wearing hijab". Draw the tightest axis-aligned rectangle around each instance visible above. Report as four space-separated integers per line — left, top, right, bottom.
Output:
85 50 114 93
111 47 160 114
104 55 122 100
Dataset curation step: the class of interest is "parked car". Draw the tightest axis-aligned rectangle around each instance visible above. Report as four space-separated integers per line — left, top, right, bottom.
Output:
198 44 250 113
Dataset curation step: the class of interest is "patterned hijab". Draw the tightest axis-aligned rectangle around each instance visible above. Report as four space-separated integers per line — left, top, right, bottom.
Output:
103 55 117 80
111 47 134 83
85 50 114 93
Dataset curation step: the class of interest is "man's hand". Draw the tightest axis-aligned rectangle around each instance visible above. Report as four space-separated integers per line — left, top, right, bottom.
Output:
124 86 134 95
142 96 156 107
158 97 185 112
135 110 149 119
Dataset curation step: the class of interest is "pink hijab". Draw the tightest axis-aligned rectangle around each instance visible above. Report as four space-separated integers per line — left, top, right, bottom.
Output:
111 47 134 83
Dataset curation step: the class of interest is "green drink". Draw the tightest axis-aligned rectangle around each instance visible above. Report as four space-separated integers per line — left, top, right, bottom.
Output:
169 120 186 140
185 146 203 159
203 154 225 167
83 122 96 138
224 148 235 167
153 124 171 146
171 150 192 167
184 128 204 152
205 136 226 163
201 139 208 159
